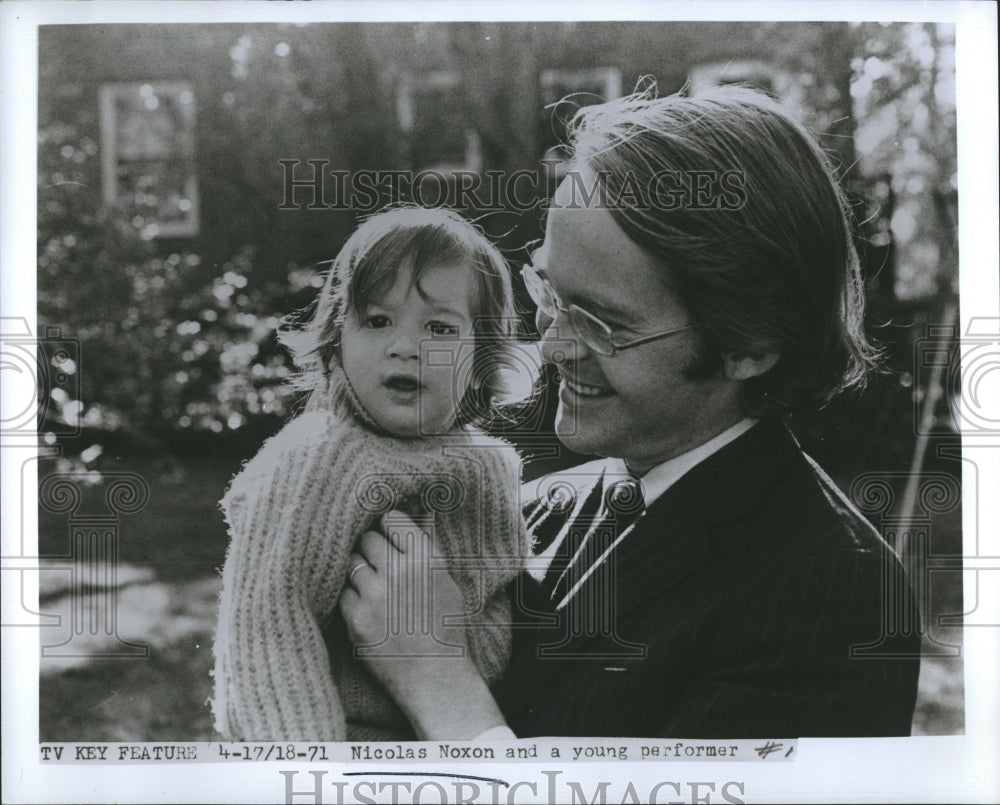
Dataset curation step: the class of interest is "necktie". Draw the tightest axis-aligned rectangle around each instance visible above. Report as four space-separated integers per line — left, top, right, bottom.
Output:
549 474 644 604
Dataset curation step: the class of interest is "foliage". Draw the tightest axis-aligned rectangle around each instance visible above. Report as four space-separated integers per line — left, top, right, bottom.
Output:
37 124 314 445
36 24 418 455
850 22 957 299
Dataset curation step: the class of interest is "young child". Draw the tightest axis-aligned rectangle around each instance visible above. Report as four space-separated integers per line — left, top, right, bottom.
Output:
211 207 531 741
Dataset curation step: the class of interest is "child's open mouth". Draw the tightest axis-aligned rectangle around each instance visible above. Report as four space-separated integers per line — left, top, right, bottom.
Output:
383 375 421 393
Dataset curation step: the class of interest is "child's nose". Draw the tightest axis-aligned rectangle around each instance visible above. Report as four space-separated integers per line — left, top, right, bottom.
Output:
385 329 419 360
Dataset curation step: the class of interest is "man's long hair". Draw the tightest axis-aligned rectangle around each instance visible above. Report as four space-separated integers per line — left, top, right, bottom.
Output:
567 82 880 415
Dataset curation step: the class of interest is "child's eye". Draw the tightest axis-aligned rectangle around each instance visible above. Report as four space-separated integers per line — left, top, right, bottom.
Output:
364 314 391 329
428 321 460 338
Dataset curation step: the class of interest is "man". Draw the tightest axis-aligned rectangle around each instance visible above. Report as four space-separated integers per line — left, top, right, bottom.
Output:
341 85 921 739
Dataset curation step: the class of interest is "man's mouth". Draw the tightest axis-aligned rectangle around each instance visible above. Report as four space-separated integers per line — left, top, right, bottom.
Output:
561 375 615 399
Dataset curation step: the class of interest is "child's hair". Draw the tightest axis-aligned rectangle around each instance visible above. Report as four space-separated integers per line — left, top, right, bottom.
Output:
280 205 523 427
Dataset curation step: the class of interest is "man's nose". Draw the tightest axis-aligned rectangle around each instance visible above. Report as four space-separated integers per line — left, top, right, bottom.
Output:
538 308 585 365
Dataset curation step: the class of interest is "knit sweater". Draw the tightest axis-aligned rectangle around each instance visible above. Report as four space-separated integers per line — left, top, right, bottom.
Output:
212 364 528 741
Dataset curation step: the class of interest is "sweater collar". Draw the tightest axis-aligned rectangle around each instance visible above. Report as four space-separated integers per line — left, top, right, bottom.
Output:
308 361 393 436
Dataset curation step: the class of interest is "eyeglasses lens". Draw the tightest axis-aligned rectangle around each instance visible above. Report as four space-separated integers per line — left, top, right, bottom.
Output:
567 307 613 355
524 266 617 355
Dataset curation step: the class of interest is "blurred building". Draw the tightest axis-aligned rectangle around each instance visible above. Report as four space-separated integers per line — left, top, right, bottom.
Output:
39 21 889 291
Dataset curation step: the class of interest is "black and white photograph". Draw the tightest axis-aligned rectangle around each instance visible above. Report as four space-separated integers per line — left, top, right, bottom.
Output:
2 1 998 803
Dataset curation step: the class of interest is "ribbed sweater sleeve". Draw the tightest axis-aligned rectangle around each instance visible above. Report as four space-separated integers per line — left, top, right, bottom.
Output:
213 412 362 740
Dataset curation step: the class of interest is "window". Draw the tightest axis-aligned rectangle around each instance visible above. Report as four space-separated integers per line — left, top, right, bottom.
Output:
99 82 199 238
397 72 482 174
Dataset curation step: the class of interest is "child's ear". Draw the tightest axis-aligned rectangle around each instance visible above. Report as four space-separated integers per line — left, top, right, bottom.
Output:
326 338 343 370
720 351 780 381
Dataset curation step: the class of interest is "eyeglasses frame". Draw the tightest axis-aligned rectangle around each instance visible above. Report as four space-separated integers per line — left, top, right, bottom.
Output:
521 264 697 356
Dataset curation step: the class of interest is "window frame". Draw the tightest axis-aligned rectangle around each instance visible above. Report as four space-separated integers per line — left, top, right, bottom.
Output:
396 71 483 175
98 81 200 238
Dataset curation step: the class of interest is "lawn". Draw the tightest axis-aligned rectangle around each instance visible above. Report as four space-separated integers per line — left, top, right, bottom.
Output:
38 451 237 741
36 450 965 740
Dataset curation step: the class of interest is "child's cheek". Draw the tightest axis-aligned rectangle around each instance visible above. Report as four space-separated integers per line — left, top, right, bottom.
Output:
422 359 465 397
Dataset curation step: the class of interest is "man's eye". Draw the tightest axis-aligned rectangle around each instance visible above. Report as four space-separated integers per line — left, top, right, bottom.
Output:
585 310 630 335
428 322 459 338
365 315 391 329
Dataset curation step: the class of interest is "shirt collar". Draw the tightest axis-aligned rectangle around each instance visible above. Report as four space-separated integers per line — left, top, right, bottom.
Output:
604 418 758 508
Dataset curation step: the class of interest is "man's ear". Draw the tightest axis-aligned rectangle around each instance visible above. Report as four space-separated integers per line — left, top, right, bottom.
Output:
721 351 780 381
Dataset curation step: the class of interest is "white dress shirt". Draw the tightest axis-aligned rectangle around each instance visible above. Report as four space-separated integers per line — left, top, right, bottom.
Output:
607 417 758 508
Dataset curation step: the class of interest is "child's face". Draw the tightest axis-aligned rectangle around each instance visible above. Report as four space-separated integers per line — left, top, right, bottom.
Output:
340 259 477 437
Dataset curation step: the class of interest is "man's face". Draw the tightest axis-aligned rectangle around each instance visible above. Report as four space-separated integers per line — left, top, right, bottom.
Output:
533 166 744 471
340 260 476 437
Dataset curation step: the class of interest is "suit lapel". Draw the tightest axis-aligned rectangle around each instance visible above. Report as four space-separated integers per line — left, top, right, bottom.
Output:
507 468 605 625
570 417 800 618
504 419 803 698
521 465 604 577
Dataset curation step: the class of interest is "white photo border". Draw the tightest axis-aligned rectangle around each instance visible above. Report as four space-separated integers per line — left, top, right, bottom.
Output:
2 1 998 803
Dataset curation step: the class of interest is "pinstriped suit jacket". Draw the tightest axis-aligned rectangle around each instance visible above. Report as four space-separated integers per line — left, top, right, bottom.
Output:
494 417 921 738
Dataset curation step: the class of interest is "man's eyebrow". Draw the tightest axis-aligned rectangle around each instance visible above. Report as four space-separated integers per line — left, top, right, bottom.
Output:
531 266 633 322
576 295 633 323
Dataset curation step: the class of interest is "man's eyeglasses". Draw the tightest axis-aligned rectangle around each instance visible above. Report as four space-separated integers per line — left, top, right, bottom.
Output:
521 264 696 356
